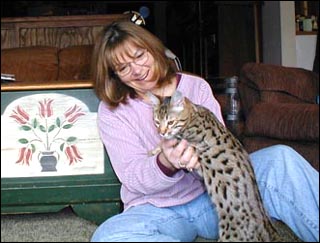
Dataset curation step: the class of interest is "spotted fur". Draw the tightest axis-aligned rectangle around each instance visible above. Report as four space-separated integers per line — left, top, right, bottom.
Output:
148 91 283 242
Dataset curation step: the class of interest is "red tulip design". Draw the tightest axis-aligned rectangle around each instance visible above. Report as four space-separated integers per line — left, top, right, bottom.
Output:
10 106 30 124
10 98 86 168
39 98 54 118
64 105 85 123
16 147 33 165
65 145 83 165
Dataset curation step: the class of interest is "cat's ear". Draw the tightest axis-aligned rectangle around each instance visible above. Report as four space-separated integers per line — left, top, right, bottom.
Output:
146 91 160 106
170 90 185 111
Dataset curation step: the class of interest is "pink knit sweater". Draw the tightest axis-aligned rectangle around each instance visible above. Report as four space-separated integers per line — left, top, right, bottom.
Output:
97 73 224 210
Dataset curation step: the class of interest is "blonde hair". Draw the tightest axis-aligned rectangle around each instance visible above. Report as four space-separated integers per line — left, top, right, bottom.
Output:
92 20 176 108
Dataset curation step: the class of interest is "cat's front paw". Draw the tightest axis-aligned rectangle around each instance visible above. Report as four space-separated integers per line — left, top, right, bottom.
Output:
148 146 162 156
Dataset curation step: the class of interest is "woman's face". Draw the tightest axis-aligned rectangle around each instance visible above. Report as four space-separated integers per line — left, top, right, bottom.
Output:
114 43 158 96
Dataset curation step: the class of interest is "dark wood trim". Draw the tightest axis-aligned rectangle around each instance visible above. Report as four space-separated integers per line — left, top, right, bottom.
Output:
296 31 318 35
1 14 128 49
1 80 94 92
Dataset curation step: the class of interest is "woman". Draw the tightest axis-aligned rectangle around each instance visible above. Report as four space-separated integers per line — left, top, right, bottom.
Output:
91 20 319 242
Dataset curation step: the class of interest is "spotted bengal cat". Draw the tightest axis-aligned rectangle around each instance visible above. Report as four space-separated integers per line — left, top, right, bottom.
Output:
148 90 283 242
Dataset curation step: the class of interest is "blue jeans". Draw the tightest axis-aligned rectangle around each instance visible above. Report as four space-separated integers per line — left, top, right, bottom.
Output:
91 145 319 242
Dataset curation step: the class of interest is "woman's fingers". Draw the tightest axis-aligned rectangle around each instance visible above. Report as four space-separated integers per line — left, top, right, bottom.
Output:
161 139 199 170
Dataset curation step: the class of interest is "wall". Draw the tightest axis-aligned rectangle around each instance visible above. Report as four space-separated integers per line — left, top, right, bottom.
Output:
262 1 318 70
280 1 297 67
262 1 281 65
262 1 297 67
296 34 317 70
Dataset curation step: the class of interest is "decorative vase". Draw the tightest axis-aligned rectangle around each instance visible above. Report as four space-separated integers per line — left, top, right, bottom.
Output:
39 151 58 172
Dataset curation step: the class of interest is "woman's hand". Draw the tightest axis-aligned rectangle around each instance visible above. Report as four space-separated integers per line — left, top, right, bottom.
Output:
158 139 200 171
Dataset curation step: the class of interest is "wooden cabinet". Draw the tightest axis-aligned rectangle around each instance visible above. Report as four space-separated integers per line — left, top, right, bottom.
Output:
166 1 262 82
216 2 261 78
1 14 128 50
1 14 127 224
1 81 122 224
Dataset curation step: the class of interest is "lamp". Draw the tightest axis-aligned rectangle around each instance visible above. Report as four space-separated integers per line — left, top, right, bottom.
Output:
123 10 146 26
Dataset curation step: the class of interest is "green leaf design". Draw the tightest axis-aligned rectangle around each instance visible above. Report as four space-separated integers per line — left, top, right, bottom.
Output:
67 137 77 143
21 125 31 131
48 125 56 132
56 117 61 127
39 125 46 132
62 124 73 129
60 143 65 152
31 144 36 153
32 118 38 128
18 138 29 144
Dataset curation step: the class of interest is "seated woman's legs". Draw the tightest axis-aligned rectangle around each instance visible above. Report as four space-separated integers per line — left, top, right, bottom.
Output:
91 204 193 242
250 145 319 242
90 193 219 242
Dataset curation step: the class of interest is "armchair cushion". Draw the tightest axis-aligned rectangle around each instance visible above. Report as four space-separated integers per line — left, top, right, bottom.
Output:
1 46 59 82
58 45 93 80
240 62 319 103
246 102 319 142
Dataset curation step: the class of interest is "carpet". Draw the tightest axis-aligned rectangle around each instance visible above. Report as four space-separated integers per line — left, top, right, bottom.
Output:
1 208 97 242
1 207 302 242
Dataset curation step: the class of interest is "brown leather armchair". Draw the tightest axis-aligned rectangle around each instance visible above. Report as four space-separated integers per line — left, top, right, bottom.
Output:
238 62 319 171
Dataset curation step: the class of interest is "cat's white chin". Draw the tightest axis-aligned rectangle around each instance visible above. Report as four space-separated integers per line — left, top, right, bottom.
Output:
162 134 175 140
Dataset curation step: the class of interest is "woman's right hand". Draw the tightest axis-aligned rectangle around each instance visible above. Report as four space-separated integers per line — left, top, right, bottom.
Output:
158 139 200 171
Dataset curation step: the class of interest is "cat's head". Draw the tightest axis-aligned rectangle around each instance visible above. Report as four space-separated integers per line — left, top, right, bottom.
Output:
147 90 190 139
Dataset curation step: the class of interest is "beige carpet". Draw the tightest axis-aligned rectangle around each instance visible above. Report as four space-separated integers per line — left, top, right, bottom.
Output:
1 208 97 242
1 207 302 242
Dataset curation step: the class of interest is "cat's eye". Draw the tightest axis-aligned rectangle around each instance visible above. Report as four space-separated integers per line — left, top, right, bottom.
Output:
167 121 174 126
154 120 160 127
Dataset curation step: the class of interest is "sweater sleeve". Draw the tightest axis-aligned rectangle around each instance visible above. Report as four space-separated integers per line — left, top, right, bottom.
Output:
97 102 186 195
198 78 226 126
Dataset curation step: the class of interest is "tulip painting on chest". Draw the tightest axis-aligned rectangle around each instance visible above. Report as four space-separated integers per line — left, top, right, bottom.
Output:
1 93 104 178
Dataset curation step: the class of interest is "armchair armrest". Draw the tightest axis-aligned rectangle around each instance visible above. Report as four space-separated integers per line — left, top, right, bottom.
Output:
245 103 319 142
239 62 319 118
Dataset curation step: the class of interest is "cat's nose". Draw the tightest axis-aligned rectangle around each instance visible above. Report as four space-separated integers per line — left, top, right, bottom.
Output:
159 128 166 137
